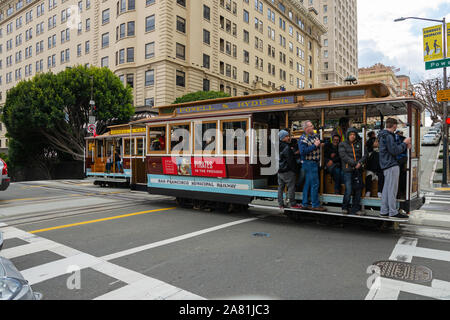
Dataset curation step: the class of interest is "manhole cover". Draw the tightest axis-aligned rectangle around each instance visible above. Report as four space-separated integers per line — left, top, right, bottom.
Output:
373 261 433 283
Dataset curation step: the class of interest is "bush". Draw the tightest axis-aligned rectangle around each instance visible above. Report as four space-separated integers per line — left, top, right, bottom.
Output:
173 91 231 104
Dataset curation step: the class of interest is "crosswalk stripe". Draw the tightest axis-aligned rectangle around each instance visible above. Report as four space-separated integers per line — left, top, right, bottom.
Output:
367 236 450 300
1 226 206 300
1 239 62 259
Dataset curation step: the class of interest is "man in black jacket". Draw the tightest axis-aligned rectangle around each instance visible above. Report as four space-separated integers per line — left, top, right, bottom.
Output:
324 134 343 194
339 128 367 216
378 118 411 219
278 130 301 210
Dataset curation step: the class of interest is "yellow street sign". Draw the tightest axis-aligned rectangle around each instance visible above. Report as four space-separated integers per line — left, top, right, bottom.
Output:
437 89 450 102
423 25 443 62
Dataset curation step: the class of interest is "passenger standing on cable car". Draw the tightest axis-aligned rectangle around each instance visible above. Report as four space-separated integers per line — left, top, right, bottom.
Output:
339 128 367 216
277 130 301 210
378 118 411 219
298 121 327 212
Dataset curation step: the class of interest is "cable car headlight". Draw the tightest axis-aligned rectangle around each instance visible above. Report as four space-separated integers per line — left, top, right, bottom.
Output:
0 277 23 300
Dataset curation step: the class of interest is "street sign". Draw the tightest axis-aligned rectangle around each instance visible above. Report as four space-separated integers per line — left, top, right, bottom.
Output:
87 124 96 134
437 89 450 102
423 25 443 62
425 58 450 70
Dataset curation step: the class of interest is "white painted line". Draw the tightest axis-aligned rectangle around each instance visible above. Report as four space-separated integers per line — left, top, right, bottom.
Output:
366 237 418 300
94 277 204 300
427 200 450 205
376 278 450 300
0 239 62 259
0 222 7 227
395 245 450 262
101 218 258 261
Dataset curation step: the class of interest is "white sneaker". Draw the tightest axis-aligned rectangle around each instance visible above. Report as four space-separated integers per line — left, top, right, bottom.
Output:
365 192 371 197
377 192 382 198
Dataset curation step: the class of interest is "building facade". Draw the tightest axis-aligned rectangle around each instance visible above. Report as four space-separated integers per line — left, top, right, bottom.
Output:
0 0 326 150
358 63 401 97
315 0 358 87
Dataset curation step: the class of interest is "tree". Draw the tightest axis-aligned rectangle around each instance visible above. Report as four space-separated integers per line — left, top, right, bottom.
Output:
414 76 450 125
173 91 230 104
2 66 134 161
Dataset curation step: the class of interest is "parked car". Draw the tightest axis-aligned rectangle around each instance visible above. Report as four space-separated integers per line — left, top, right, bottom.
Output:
422 133 440 146
0 231 42 300
0 158 10 191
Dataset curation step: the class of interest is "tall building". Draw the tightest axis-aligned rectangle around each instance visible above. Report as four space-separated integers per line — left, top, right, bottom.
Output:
314 0 358 87
358 63 401 97
0 0 326 150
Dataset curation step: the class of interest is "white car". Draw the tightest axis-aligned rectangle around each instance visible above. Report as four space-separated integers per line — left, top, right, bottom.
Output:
0 158 9 191
422 133 440 146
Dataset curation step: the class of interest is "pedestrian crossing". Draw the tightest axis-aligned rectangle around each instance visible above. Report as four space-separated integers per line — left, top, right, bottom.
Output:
366 236 450 300
0 225 205 300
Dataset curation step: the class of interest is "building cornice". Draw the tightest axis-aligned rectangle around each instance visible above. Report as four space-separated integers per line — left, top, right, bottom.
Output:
286 0 327 34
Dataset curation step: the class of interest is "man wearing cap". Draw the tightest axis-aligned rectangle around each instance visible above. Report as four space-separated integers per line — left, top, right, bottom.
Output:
278 130 302 210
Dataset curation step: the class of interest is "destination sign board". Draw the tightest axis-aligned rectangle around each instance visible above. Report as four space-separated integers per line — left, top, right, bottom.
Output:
176 96 296 115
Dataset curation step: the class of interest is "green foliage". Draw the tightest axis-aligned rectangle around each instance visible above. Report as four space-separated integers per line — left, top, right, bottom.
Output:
2 65 134 168
173 91 231 104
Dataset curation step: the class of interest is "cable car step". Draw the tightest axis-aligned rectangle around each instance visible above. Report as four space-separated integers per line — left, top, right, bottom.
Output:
249 204 408 222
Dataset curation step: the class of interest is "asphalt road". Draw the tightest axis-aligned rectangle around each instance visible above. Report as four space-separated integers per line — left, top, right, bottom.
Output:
1 180 450 300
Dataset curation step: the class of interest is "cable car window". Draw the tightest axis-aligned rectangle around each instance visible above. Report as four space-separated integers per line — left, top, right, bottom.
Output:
136 137 144 156
194 121 217 154
148 125 167 154
124 138 135 157
169 123 190 154
221 119 248 154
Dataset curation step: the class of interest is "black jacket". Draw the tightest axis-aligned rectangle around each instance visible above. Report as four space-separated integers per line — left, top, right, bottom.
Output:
338 128 367 173
378 130 407 170
279 141 297 173
324 142 341 169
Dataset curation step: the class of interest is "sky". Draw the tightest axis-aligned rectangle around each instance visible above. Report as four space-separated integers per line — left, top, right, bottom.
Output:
358 0 450 84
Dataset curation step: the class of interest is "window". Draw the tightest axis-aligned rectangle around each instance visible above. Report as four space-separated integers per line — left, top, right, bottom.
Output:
169 123 190 154
101 56 109 67
102 9 110 24
127 21 135 36
203 78 210 91
126 74 134 88
221 119 248 154
148 125 167 153
243 10 249 23
177 0 186 7
146 15 155 32
102 33 109 48
203 29 210 45
176 16 186 33
203 5 210 21
176 43 185 60
85 40 90 54
176 70 185 87
203 54 210 69
128 0 135 10
145 69 154 86
119 49 125 63
126 47 134 62
145 42 155 59
144 98 154 107
194 121 217 154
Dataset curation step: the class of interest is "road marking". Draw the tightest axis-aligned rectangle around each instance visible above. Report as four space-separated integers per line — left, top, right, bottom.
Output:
366 237 417 300
21 185 50 189
366 236 450 300
29 207 177 234
0 222 7 227
4 226 204 300
0 238 62 259
435 188 450 191
101 217 258 261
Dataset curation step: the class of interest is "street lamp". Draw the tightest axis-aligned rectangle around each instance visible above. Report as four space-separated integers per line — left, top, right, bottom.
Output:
395 16 448 187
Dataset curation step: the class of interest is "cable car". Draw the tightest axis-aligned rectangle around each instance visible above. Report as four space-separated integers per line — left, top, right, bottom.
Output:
115 83 426 222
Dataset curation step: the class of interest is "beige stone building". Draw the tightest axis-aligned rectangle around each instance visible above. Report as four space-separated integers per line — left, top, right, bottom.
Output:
0 0 326 150
314 0 357 87
358 63 401 97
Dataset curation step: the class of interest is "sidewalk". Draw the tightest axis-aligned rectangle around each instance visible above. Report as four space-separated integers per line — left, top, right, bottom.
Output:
409 189 450 229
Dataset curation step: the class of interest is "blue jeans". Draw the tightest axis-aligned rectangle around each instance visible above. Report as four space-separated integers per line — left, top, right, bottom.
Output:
115 161 123 172
302 161 320 208
343 171 362 214
330 166 343 194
